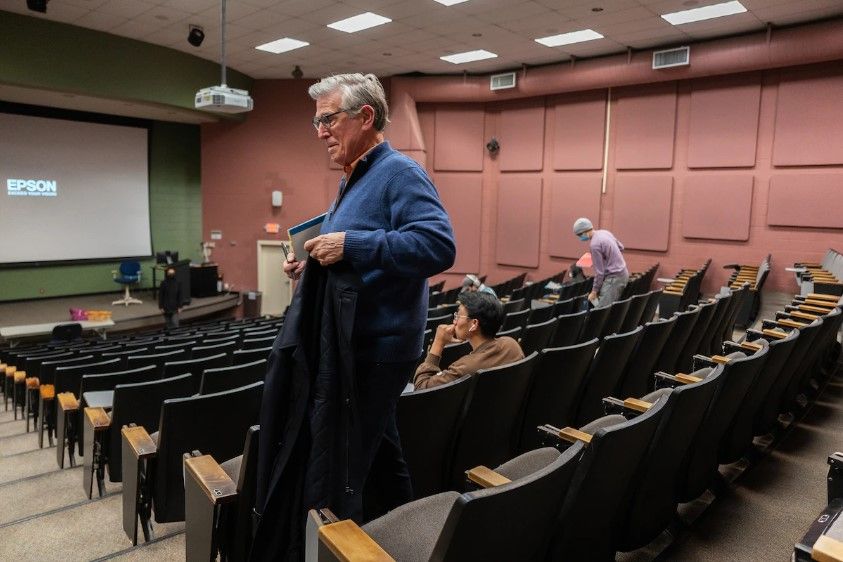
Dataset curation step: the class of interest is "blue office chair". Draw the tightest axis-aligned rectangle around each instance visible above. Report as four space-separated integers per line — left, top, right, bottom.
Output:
112 260 143 306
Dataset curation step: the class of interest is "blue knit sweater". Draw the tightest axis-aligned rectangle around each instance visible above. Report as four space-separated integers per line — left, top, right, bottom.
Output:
320 142 455 362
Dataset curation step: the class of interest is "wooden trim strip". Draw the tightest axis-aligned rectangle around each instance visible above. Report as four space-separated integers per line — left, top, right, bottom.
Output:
466 466 512 488
623 397 652 412
319 520 395 562
184 454 238 504
559 427 593 444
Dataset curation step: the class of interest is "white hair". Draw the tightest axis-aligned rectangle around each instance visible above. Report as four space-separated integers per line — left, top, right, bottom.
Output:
308 73 389 131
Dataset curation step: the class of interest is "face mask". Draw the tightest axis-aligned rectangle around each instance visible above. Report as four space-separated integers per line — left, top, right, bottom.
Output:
166 272 175 278
577 234 589 241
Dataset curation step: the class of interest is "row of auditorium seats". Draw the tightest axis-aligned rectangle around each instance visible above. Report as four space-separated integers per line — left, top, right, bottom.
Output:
658 259 712 318
793 248 843 297
725 254 771 327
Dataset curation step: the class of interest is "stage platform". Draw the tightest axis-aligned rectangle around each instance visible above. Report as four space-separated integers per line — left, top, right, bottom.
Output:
0 289 240 344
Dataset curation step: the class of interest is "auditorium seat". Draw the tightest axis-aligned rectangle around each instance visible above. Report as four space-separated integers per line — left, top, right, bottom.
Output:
495 326 522 341
577 305 612 344
199 358 267 395
540 389 669 561
191 340 237 360
619 291 650 333
122 381 263 544
518 317 558 356
639 288 663 326
439 340 471 370
674 298 718 373
517 338 599 452
548 310 587 348
448 353 539 488
654 305 700 374
241 335 276 350
617 316 676 399
161 352 231 393
574 325 643 425
500 308 530 332
126 348 189 377
551 297 575 317
600 296 632 339
306 444 583 562
232 346 272 366
658 260 711 319
502 298 526 314
697 290 733 357
426 314 452 332
526 303 556 325
397 375 475 498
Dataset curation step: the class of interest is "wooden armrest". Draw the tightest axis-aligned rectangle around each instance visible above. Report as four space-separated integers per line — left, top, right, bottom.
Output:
26 377 40 389
5 366 16 376
778 318 807 329
762 328 787 339
57 392 79 412
711 355 731 364
673 373 701 384
790 311 820 321
740 341 762 352
664 289 684 296
184 454 238 505
559 427 592 444
813 534 843 562
40 384 55 400
84 407 112 432
623 397 652 412
800 304 833 314
121 426 157 459
808 293 839 302
14 372 26 383
466 466 511 488
804 299 837 308
318 520 395 562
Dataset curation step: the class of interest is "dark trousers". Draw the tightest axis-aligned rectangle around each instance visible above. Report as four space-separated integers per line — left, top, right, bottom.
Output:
356 359 416 523
163 311 179 329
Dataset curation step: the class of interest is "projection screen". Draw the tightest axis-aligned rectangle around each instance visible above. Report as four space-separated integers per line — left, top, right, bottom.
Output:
0 111 151 265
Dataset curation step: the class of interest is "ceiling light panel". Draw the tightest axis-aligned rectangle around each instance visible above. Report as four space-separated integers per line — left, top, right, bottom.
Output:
661 1 747 26
440 49 498 64
433 0 470 5
255 37 310 54
535 29 604 47
327 12 392 33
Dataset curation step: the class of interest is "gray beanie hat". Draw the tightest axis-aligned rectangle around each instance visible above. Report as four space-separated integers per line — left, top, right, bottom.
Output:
573 217 594 235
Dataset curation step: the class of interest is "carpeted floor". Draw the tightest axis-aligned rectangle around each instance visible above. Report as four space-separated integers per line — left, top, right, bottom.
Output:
0 291 837 561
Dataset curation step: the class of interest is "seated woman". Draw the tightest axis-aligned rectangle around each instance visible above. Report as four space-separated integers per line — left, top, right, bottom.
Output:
414 291 524 390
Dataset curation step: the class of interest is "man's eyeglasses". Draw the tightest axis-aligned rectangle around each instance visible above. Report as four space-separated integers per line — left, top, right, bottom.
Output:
312 108 354 130
453 312 470 321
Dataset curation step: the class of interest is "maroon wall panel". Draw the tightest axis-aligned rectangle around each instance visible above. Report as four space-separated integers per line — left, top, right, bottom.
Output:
772 69 843 166
435 174 483 273
548 175 603 258
614 83 677 170
433 106 485 171
496 176 542 268
767 173 843 228
498 104 545 172
682 175 753 240
613 175 673 251
551 90 606 171
688 76 761 168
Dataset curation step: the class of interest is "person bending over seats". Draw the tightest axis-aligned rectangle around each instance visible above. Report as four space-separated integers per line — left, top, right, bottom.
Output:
572 217 629 307
414 291 524 390
460 273 497 297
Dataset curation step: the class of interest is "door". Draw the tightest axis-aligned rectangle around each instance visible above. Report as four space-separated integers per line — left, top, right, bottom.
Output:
257 241 292 315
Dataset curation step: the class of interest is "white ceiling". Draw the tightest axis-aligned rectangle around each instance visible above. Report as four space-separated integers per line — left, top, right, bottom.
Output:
2 0 842 80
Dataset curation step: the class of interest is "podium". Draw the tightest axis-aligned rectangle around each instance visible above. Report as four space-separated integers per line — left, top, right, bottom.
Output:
190 264 219 298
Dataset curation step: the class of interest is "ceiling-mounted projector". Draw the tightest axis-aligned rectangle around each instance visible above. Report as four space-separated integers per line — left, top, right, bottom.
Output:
195 0 253 114
195 85 253 113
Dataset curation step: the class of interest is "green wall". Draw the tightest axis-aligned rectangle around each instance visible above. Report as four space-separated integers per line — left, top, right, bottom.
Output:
0 121 202 301
0 11 253 302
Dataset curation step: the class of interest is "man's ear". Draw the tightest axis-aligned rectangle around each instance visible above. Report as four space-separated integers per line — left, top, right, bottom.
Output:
359 105 376 130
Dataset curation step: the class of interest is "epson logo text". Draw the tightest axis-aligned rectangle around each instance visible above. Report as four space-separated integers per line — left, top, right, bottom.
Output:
7 179 58 197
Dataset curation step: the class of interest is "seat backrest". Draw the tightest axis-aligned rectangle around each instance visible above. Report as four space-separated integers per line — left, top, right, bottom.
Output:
699 291 733 357
101 347 148 370
202 333 240 346
548 310 587 348
426 314 452 332
24 351 74 378
155 340 197 353
440 340 472 370
232 346 272 366
551 395 669 561
397 375 475 498
674 298 718 373
679 346 768 502
108 374 195 483
503 298 526 314
225 425 261 562
600 297 632 339
620 292 650 333
53 357 122 395
434 444 584 562
501 308 530 332
519 317 559 356
617 316 676 399
495 326 522 340
777 319 824 411
574 326 644 425
241 335 276 350
527 304 556 325
654 305 700 373
617 368 720 551
152 381 264 522
518 339 599 452
552 298 574 317
79 365 158 405
38 354 95 385
640 289 662 326
199 359 268 395
449 353 539 488
192 340 238 360
578 305 612 343
126 349 189 377
162 352 231 393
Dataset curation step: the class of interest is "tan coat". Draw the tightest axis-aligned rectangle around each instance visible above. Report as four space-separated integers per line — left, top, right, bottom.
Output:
413 336 524 390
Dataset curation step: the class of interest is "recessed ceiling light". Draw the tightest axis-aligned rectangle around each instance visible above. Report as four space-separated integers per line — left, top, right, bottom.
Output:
383 52 392 56
535 29 603 47
662 0 746 25
255 37 310 54
440 49 497 64
472 32 482 37
327 12 391 33
591 7 603 12
434 0 470 5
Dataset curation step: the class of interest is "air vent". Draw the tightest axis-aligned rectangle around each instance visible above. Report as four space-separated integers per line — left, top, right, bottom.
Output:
490 71 516 91
652 46 690 69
